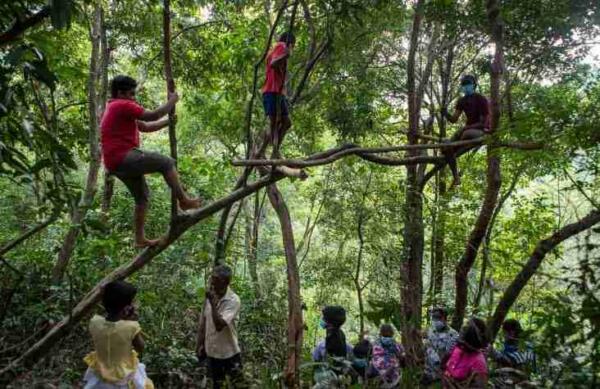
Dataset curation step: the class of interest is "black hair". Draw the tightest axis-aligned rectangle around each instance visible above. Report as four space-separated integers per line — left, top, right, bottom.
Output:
460 74 477 86
213 264 233 281
322 306 347 357
380 323 395 337
278 32 296 45
102 280 137 316
430 307 448 319
353 338 372 359
110 75 137 98
459 317 489 352
502 319 522 337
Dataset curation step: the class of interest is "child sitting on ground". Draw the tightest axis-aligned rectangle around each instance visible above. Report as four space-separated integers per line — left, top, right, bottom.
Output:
371 324 405 388
83 280 154 389
312 306 353 388
443 317 489 388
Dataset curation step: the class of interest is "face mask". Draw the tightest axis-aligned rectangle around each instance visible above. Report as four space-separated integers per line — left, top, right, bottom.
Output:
432 320 446 332
319 318 327 329
503 342 518 353
380 336 395 347
461 83 475 96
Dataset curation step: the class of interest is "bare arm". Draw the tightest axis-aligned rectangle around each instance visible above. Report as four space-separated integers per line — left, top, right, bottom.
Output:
270 48 290 70
444 107 462 124
137 118 170 133
196 304 206 357
139 92 178 121
208 297 228 332
132 332 145 354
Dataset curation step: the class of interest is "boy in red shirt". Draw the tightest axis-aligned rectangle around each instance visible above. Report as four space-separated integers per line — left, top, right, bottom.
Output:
261 32 295 158
101 75 200 248
441 74 490 187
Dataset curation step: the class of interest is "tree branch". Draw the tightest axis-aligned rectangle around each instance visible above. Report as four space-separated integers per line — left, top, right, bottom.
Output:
487 209 600 339
233 138 541 168
0 6 51 47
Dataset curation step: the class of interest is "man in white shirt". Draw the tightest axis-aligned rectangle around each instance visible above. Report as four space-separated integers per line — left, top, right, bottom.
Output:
196 265 246 388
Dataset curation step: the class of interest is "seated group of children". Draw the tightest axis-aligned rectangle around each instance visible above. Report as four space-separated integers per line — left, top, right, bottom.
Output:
312 306 405 388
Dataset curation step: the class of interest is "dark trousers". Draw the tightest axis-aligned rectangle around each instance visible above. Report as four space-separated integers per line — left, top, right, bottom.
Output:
208 353 246 389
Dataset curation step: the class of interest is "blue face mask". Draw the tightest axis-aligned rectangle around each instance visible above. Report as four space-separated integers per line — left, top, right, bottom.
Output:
319 318 327 329
380 336 395 347
503 342 518 353
432 319 446 332
461 83 475 96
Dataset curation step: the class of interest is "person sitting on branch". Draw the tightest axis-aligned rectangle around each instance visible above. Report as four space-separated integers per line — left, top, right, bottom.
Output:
261 32 295 159
441 74 490 187
100 75 201 248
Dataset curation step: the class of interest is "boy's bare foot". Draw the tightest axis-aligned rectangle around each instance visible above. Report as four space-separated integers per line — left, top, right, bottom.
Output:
179 197 202 211
135 238 161 248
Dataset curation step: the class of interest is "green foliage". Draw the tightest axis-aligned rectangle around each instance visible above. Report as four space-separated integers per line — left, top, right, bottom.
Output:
0 0 599 387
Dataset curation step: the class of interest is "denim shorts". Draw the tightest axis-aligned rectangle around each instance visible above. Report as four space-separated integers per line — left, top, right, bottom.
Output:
262 92 289 117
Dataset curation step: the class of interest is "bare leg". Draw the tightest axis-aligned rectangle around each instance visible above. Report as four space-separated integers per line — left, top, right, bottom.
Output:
270 115 281 159
163 168 201 210
443 146 461 188
272 116 291 159
134 204 160 248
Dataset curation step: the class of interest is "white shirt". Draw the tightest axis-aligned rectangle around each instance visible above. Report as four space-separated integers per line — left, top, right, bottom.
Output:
203 288 241 359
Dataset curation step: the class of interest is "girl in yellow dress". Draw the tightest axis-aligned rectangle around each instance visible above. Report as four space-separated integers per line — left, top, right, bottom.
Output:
83 280 154 389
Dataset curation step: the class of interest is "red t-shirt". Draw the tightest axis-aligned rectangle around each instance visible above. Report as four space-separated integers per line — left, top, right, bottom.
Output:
262 42 288 94
456 93 490 129
100 99 144 171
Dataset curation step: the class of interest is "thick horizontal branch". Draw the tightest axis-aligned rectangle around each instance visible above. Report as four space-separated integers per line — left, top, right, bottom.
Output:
232 138 542 169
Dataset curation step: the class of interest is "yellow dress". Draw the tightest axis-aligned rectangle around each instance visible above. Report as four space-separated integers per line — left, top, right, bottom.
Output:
84 315 154 389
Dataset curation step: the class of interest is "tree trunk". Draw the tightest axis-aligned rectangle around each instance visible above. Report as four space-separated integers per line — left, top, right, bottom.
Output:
473 169 522 311
354 217 366 335
432 44 454 301
266 184 303 388
98 9 112 224
100 172 114 224
400 0 426 373
488 209 600 339
162 0 178 220
451 0 505 330
51 4 103 283
354 175 370 335
245 192 262 298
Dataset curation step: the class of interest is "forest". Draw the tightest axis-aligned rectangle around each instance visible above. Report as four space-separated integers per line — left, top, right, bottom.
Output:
0 0 599 388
